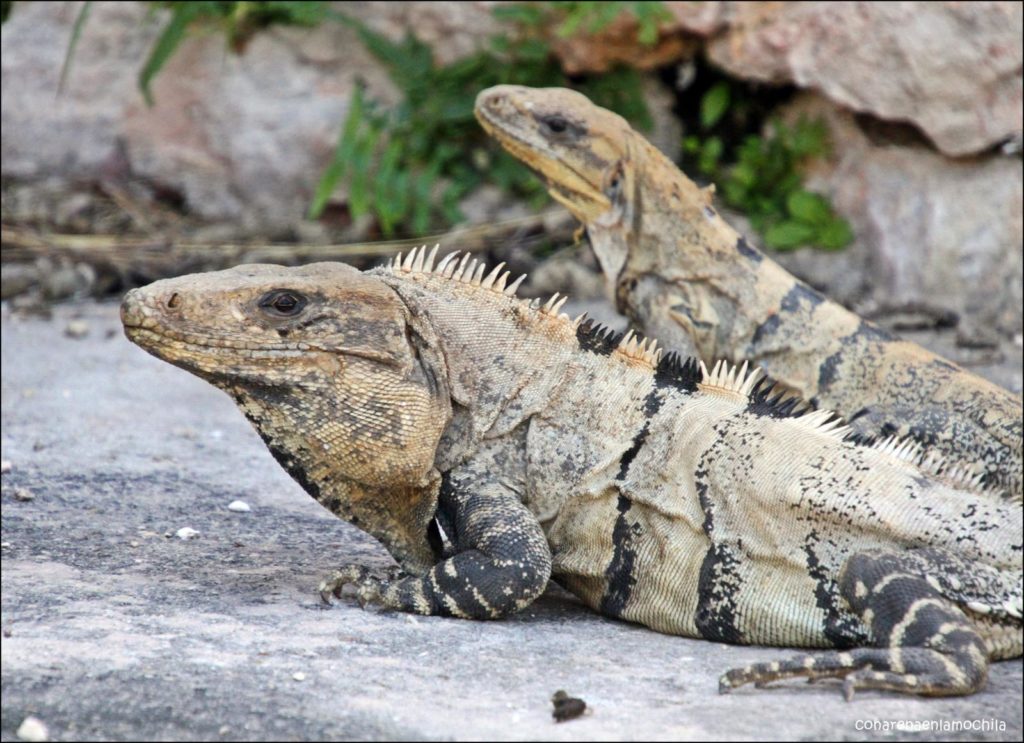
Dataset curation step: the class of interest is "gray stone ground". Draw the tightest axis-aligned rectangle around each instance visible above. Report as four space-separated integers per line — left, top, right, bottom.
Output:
1 300 1021 742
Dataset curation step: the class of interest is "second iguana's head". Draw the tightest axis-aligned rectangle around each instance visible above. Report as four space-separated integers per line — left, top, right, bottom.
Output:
475 85 633 223
121 262 451 571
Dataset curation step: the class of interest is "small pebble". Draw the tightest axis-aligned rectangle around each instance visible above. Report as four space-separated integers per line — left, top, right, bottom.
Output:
228 500 251 513
218 725 231 736
64 319 90 339
1 460 11 474
13 487 35 502
551 690 587 723
16 716 49 742
292 672 306 682
175 527 200 541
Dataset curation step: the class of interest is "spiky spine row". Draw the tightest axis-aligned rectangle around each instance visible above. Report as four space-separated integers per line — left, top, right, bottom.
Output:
386 246 1000 496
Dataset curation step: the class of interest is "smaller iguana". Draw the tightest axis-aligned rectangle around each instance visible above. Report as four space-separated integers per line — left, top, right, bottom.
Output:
122 248 1022 699
475 85 1023 499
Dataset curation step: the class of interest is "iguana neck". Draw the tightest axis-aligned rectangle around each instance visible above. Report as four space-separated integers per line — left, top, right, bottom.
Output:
226 380 441 574
375 266 577 465
596 139 858 363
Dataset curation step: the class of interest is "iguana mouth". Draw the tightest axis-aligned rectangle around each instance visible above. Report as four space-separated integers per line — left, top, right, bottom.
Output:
125 325 404 373
124 325 310 355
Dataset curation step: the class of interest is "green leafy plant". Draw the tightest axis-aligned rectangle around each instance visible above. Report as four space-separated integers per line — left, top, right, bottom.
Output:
309 9 654 235
552 1 671 45
58 1 659 237
684 82 853 251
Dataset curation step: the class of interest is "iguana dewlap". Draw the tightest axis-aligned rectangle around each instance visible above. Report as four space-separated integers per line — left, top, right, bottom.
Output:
474 84 1023 500
122 249 1022 699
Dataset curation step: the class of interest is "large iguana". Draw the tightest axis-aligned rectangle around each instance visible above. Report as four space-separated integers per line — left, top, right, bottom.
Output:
474 85 1023 499
122 248 1022 699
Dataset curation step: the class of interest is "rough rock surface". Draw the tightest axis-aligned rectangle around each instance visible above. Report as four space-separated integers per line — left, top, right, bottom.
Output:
1 299 1022 742
0 1 678 233
701 1 1023 156
0 1 397 232
770 94 1023 335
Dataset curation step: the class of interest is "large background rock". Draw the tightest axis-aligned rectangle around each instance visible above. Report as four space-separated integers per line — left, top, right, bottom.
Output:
700 1 1023 156
772 94 1023 335
1 2 398 232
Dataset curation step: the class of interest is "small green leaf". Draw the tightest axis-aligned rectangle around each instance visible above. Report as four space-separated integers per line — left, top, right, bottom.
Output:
786 190 832 225
700 82 730 131
698 136 723 175
139 4 201 106
814 218 855 250
729 162 756 189
309 86 369 219
492 3 546 26
790 117 827 157
682 135 701 154
764 221 816 250
58 1 93 95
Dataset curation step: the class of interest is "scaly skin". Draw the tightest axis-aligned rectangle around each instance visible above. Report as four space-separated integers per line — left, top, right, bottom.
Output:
474 85 1023 498
121 248 1022 698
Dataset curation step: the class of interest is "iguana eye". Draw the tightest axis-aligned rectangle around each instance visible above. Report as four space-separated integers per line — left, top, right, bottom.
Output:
541 115 568 134
259 290 307 317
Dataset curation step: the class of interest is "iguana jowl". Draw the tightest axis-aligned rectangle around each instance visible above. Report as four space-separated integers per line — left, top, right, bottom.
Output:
122 248 1022 699
474 85 1023 499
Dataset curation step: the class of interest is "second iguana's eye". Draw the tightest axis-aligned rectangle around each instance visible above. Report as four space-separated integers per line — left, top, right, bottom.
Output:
258 290 307 317
537 114 584 141
541 115 569 134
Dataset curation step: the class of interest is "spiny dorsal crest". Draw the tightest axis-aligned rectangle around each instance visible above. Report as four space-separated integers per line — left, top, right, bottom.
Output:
699 360 852 440
699 359 764 398
870 434 1005 500
616 330 663 366
575 319 664 369
389 244 585 324
387 245 540 300
389 244 527 297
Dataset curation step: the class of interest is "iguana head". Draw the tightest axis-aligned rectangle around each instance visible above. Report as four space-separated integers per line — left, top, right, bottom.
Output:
476 84 688 284
475 85 632 224
121 263 451 573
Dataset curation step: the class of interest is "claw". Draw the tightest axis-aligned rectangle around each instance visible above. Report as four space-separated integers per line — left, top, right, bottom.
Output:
317 564 392 610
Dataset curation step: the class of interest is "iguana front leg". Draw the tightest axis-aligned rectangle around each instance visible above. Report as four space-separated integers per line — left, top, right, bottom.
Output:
321 472 552 619
719 550 992 699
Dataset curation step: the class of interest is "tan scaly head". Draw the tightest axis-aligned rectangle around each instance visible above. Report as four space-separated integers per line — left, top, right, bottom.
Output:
121 262 452 573
475 85 644 280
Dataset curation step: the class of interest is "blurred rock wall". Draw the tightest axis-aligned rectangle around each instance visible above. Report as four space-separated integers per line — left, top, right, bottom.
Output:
1 1 1021 332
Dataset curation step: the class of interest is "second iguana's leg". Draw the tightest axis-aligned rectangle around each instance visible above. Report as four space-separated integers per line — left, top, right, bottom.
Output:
719 550 991 699
320 472 552 619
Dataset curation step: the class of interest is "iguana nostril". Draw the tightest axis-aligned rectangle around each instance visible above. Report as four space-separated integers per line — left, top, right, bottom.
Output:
167 293 181 309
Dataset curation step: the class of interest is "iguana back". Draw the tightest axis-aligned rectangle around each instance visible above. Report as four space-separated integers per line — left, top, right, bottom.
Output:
475 84 1023 499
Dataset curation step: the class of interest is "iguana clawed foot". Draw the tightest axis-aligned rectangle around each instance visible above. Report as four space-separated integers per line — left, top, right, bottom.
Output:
319 564 406 608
